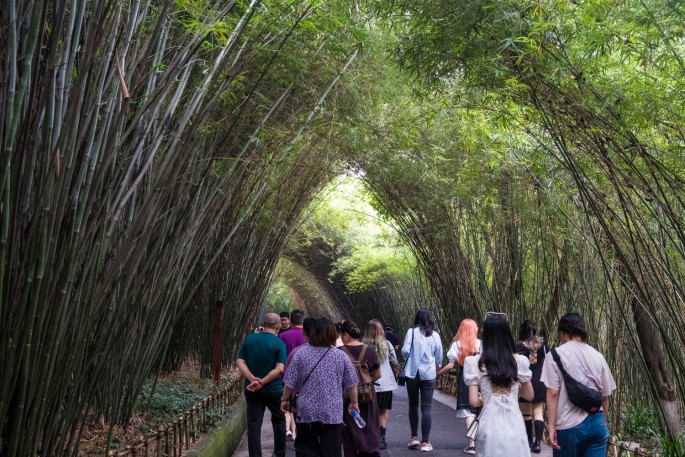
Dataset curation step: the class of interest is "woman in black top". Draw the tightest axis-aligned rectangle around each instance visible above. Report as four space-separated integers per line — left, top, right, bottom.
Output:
515 320 547 453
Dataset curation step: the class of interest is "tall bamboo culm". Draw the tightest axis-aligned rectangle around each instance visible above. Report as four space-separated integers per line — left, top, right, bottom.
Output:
0 0 365 455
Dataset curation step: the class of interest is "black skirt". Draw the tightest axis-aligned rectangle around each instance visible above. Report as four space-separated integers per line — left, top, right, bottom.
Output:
518 346 547 403
457 365 481 415
376 391 393 410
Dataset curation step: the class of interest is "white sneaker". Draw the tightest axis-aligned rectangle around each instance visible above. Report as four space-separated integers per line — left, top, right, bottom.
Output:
286 430 294 441
464 445 476 455
420 442 433 452
407 437 420 449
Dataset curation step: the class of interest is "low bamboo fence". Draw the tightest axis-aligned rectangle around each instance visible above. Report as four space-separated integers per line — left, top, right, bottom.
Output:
607 439 658 457
107 377 243 457
438 374 660 456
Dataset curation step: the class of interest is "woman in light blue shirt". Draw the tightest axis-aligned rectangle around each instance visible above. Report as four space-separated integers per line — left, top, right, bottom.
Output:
401 308 443 452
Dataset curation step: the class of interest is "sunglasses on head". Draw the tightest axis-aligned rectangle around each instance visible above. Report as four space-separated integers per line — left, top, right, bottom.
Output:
484 311 508 322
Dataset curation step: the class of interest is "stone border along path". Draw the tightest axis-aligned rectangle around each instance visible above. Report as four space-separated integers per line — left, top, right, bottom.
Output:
231 387 552 456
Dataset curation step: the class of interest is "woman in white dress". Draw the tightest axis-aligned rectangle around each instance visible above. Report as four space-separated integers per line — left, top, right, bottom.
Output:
464 314 534 457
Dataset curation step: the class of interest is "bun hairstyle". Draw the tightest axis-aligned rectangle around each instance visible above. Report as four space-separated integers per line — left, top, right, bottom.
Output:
339 320 363 339
557 313 588 342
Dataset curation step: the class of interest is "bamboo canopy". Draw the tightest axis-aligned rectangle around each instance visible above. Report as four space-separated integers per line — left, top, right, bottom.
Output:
3 0 685 454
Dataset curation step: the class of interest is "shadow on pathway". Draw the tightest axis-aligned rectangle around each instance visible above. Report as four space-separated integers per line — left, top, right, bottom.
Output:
231 387 552 456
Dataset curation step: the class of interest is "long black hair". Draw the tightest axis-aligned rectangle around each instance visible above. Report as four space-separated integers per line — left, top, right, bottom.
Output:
413 308 436 337
479 315 518 388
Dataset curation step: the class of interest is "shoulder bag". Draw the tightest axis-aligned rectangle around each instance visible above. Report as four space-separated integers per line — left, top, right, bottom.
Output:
550 348 603 413
465 395 487 440
388 342 401 379
397 328 414 386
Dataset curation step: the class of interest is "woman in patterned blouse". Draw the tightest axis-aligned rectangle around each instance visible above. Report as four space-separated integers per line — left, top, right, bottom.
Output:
282 318 360 457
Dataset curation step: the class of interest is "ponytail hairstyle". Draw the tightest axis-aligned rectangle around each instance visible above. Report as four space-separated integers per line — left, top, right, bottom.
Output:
455 319 478 366
413 308 436 337
478 315 518 388
363 319 389 363
339 320 363 340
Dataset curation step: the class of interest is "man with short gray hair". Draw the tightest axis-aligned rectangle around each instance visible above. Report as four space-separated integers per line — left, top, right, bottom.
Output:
237 313 288 457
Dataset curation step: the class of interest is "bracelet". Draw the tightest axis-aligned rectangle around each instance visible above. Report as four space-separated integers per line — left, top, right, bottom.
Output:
280 399 289 402
350 403 358 406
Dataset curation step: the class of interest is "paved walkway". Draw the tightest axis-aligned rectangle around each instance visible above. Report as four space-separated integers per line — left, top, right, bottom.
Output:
232 388 552 457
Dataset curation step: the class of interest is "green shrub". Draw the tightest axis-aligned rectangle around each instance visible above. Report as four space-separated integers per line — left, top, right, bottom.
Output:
621 404 659 441
658 433 685 457
136 380 209 427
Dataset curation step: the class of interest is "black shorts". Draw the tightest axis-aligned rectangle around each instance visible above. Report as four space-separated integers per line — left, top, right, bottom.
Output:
376 391 393 410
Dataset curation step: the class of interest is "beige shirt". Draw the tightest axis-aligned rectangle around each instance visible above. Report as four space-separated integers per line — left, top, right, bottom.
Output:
540 340 616 430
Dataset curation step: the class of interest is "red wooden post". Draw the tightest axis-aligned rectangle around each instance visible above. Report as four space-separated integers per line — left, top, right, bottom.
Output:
213 300 223 384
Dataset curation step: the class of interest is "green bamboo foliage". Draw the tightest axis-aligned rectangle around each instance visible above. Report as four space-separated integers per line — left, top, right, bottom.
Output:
365 0 685 434
1 0 364 454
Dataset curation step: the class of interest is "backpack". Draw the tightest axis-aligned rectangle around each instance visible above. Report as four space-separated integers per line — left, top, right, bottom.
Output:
341 344 376 403
550 348 604 413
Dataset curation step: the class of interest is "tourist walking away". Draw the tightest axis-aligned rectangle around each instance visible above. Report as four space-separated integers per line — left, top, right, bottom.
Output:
364 319 399 450
437 318 481 455
401 308 443 452
384 324 401 353
282 318 360 457
541 313 616 457
280 309 307 441
236 313 288 457
515 319 547 453
339 320 382 457
279 311 292 335
280 309 306 353
464 313 534 457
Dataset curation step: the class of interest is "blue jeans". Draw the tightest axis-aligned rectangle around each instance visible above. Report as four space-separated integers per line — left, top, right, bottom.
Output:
554 412 609 457
405 375 435 442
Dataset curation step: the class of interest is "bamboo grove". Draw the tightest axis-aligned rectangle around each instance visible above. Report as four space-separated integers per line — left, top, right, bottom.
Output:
359 0 685 439
3 0 685 454
0 0 366 455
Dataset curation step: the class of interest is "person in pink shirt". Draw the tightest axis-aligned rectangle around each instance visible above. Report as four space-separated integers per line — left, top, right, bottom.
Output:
279 309 306 440
280 309 306 354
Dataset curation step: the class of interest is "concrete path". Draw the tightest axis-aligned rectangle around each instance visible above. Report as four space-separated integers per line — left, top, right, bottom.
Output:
231 388 552 456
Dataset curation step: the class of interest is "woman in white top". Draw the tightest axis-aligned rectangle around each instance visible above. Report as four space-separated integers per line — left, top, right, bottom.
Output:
464 314 534 457
401 308 443 452
437 319 481 454
363 319 399 450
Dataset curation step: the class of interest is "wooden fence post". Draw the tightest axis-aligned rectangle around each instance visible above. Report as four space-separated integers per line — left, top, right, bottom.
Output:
214 300 223 384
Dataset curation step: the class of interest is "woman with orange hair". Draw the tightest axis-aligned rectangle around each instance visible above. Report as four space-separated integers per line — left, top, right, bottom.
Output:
437 319 481 455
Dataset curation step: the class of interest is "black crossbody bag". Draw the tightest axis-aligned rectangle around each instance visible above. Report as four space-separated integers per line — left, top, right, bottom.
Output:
550 348 603 413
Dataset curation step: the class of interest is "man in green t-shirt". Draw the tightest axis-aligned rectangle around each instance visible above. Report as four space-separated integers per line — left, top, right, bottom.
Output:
237 313 288 457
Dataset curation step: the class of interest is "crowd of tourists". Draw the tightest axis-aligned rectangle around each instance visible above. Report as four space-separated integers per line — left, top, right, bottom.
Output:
237 308 615 457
